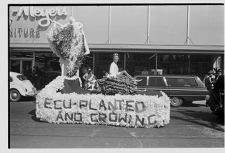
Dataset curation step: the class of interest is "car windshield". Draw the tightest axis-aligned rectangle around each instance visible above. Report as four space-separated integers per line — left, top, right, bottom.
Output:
17 75 28 81
166 77 197 87
136 76 147 87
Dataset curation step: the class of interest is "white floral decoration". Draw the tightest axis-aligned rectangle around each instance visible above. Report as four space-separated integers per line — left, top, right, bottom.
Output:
36 76 170 128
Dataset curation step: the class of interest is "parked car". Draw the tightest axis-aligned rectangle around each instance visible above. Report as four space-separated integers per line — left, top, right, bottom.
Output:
10 72 37 102
135 75 209 107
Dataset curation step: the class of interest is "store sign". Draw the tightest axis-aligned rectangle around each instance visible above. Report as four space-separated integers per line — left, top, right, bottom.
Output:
10 28 40 39
10 6 68 40
11 6 68 27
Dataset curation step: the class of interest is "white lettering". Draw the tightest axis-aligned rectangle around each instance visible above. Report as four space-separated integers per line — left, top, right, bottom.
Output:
13 6 67 27
38 18 51 28
34 8 42 17
48 8 57 17
10 28 40 39
17 7 29 17
29 6 35 17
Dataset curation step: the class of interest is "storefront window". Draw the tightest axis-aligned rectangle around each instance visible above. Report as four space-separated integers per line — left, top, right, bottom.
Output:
10 60 20 73
190 54 220 80
126 53 156 76
124 52 223 80
34 52 60 89
10 52 34 81
9 50 224 90
35 52 60 72
190 54 211 76
157 54 190 75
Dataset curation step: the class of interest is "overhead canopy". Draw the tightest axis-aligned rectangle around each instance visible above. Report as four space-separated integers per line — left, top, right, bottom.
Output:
10 43 224 54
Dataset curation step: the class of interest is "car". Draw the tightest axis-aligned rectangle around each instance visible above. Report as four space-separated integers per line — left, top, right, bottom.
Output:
10 72 37 102
135 75 209 107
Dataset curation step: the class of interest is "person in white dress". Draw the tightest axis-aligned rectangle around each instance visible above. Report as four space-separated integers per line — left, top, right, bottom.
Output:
109 53 134 79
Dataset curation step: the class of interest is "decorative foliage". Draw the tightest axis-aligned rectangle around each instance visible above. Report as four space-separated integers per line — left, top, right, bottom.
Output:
36 17 171 128
36 76 170 128
47 18 89 77
98 74 137 95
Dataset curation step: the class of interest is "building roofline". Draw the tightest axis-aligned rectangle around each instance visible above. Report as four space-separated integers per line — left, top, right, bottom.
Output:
10 43 224 54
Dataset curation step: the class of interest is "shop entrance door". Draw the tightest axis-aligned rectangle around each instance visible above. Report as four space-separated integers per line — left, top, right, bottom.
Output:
22 60 33 80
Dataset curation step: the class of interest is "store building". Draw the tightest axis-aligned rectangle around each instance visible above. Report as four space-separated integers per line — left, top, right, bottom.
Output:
9 5 224 89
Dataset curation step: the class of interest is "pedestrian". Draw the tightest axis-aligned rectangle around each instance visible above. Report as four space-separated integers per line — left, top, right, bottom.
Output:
205 70 215 91
209 69 224 108
215 69 223 81
32 65 42 89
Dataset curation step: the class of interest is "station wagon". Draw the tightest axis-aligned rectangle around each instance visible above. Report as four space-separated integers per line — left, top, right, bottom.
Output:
135 75 209 107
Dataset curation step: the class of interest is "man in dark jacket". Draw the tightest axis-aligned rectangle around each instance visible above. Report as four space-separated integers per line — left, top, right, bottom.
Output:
205 70 215 91
214 74 224 92
214 69 224 108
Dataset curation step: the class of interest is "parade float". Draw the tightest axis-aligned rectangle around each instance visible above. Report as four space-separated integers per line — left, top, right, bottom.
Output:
36 17 171 128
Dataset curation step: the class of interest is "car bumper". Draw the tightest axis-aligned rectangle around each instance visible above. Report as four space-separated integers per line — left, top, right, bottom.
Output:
26 89 37 96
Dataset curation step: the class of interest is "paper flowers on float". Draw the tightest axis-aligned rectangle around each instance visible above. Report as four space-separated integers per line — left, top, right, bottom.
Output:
36 17 171 128
47 17 90 77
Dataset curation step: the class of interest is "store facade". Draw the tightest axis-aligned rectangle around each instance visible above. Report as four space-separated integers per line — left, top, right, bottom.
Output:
9 5 224 89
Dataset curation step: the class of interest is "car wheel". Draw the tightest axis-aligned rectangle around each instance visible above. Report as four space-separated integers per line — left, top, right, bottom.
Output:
170 97 183 107
10 89 21 102
210 106 224 117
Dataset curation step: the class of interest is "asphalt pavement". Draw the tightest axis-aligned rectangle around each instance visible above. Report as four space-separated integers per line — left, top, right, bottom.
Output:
9 100 224 148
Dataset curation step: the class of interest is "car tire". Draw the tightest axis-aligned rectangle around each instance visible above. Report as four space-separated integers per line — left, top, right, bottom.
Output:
210 106 224 117
170 97 183 107
10 89 21 102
